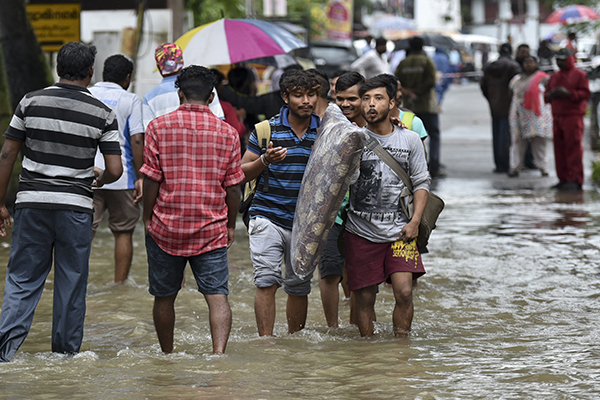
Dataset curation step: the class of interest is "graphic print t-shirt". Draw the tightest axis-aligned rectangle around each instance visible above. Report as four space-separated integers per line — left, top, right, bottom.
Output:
346 126 430 243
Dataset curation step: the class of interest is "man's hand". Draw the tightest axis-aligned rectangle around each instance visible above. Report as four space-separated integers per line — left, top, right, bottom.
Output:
264 141 287 164
390 116 408 129
227 227 235 248
549 86 570 99
399 220 419 243
92 167 104 188
0 205 12 237
133 177 143 204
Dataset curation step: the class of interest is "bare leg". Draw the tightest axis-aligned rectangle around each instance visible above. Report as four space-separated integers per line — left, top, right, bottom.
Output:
341 264 350 299
254 285 278 336
204 294 232 354
113 231 133 284
390 272 414 337
286 294 308 334
153 293 178 353
354 286 378 337
319 274 341 328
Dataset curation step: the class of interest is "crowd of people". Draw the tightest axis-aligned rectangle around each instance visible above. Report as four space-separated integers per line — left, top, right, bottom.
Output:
480 39 591 190
0 32 590 361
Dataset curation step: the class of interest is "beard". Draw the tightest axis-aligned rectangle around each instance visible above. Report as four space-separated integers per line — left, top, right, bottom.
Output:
365 107 389 124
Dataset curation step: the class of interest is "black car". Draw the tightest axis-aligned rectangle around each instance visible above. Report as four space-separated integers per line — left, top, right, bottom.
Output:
298 41 358 78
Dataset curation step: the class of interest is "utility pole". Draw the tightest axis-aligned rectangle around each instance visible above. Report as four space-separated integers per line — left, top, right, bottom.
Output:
168 0 184 41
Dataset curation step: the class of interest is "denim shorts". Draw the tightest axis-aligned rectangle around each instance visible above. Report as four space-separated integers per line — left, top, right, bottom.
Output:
248 217 313 296
146 233 229 297
319 222 344 280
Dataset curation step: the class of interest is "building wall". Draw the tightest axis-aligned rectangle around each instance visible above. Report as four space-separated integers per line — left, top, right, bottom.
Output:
415 0 462 32
81 9 190 99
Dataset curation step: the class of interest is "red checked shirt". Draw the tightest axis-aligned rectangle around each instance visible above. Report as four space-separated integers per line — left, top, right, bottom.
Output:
140 104 244 256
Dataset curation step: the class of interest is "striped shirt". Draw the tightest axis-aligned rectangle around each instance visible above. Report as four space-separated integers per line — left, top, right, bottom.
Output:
247 106 320 229
89 81 144 190
4 82 121 213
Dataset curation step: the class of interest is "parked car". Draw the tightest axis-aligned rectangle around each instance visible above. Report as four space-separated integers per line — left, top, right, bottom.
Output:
297 41 359 78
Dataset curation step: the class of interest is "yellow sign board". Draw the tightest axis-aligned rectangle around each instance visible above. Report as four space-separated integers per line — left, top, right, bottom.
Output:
26 3 81 52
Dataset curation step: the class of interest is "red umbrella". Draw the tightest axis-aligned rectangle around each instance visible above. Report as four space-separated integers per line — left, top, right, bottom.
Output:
545 5 600 24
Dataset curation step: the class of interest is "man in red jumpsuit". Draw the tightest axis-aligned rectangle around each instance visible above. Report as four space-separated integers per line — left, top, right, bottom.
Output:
545 48 590 191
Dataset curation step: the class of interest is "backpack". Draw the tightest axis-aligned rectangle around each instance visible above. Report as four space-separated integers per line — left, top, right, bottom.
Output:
240 120 271 227
401 111 415 130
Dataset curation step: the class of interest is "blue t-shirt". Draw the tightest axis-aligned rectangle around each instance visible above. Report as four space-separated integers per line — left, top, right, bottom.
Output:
247 105 320 229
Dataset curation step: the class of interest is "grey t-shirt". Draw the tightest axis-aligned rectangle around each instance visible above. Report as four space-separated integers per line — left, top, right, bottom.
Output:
346 125 430 243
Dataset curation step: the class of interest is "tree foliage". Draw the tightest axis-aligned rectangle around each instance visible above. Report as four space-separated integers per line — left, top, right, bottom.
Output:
0 0 53 110
185 0 245 26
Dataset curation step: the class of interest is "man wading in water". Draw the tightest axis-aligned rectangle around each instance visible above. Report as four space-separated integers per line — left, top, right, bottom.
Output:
141 66 244 354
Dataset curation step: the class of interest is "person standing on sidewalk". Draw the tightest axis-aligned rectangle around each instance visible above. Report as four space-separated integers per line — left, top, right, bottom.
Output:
0 42 123 361
89 54 144 284
545 48 590 191
141 66 244 354
480 43 521 173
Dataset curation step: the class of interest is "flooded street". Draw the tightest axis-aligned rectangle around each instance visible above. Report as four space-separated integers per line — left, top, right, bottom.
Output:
1 82 600 399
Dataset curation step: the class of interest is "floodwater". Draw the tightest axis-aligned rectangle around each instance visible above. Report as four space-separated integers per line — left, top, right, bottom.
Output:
2 83 600 399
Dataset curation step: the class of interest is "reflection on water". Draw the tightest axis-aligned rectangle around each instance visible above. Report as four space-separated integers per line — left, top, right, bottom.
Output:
1 180 600 399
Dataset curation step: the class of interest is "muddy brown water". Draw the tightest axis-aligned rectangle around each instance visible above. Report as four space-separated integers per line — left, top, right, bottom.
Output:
1 83 600 399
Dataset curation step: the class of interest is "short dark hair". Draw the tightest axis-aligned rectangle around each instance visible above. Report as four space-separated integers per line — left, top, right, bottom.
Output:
335 71 365 93
279 69 321 97
175 65 215 102
228 67 255 94
210 68 225 84
102 54 134 83
375 38 387 47
517 44 530 51
57 42 97 81
409 36 424 51
358 74 396 101
307 68 329 99
332 69 351 80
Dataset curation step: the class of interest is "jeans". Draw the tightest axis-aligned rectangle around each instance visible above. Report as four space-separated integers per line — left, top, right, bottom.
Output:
0 208 92 362
492 117 511 172
146 233 229 297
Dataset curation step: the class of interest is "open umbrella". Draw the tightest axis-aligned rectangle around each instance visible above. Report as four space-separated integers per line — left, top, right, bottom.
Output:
175 19 307 66
545 5 600 24
245 53 299 68
394 33 458 51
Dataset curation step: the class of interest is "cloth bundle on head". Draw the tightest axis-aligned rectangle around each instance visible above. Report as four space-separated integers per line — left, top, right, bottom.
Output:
155 43 184 75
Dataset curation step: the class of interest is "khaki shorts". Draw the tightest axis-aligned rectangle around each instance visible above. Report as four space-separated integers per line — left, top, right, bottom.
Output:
93 189 140 233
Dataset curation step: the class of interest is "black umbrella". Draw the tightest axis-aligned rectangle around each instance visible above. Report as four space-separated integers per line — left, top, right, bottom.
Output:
394 33 458 51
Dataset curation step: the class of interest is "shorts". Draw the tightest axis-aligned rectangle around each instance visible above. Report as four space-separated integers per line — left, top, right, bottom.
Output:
146 233 229 297
93 189 140 233
344 231 425 291
248 217 313 296
319 222 344 281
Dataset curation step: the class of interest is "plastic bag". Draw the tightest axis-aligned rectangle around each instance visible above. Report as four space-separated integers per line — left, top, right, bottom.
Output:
290 104 366 278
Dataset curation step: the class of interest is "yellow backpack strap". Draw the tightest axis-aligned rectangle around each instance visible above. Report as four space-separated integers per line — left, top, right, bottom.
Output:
255 120 271 151
242 120 272 202
401 111 415 131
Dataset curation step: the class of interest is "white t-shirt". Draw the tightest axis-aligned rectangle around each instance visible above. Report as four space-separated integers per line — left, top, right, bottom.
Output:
90 81 144 190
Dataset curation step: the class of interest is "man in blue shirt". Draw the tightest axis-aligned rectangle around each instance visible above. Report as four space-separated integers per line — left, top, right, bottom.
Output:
241 69 321 336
